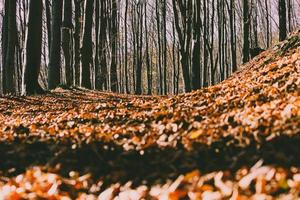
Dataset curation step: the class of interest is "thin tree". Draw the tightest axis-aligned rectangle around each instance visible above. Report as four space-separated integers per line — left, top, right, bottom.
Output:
278 0 287 41
95 0 100 89
192 0 201 90
227 0 237 73
264 0 270 47
162 0 167 94
110 0 118 92
124 0 129 93
74 0 82 86
45 0 51 55
48 0 63 89
203 0 209 86
242 0 250 63
145 2 152 95
1 0 9 93
62 0 73 86
81 0 94 89
98 0 108 90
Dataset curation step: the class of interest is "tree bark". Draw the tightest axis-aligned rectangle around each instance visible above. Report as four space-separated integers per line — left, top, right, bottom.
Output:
191 0 201 90
156 0 163 94
1 0 9 93
22 0 44 95
145 2 152 95
45 0 51 55
110 0 118 92
74 0 82 86
124 0 129 93
97 0 108 90
264 0 270 47
48 0 63 89
134 3 143 95
172 0 192 92
279 0 287 41
162 0 167 94
62 0 73 86
227 0 237 73
94 0 100 89
243 0 250 63
81 0 94 89
4 0 17 94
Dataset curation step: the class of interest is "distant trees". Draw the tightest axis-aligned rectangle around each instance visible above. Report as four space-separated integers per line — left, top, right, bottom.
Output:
1 0 300 95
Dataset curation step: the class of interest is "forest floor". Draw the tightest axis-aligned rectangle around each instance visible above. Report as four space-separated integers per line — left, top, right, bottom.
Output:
0 31 300 199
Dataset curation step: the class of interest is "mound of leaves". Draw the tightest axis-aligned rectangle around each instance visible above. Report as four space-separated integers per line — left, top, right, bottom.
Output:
0 31 300 198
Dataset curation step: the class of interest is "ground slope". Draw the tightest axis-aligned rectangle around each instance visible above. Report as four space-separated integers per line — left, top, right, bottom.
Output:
0 31 300 199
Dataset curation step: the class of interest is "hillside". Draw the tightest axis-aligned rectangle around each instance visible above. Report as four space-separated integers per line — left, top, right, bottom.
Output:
0 31 300 199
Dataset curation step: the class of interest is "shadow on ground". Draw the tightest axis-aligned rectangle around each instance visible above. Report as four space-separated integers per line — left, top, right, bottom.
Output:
1 134 299 187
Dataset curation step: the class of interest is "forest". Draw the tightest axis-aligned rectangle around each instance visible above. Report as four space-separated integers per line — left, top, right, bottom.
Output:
0 0 300 199
0 0 299 95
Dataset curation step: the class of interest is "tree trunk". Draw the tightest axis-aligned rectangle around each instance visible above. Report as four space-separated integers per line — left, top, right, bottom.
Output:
192 0 201 90
45 0 51 55
287 0 292 32
81 0 94 89
264 0 270 47
134 3 143 95
62 0 73 86
145 2 152 95
48 0 63 89
242 0 250 63
22 0 44 95
110 0 118 92
203 0 209 86
97 0 108 90
4 0 17 94
124 0 129 93
94 0 100 89
162 0 167 94
172 0 192 92
156 0 163 94
228 0 237 73
1 0 9 93
74 0 82 86
278 0 287 41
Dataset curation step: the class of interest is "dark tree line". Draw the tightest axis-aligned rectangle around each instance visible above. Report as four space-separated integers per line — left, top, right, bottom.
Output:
0 0 299 95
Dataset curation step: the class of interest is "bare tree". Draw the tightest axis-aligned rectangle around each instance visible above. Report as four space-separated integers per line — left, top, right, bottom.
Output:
172 0 192 92
62 0 73 86
48 0 63 89
22 0 44 95
3 0 17 94
279 0 287 41
242 0 250 63
81 0 94 89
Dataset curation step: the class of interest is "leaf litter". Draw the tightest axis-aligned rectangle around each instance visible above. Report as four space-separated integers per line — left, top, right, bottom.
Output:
0 31 300 199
